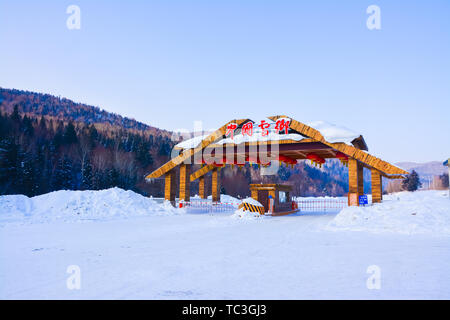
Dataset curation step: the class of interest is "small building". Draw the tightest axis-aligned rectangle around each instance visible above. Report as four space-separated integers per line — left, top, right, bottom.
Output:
250 184 294 215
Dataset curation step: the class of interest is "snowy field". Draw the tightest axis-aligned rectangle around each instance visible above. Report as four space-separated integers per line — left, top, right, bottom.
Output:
0 188 449 299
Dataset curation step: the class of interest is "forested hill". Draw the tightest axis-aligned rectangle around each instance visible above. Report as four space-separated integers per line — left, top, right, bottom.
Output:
0 87 169 135
0 88 175 197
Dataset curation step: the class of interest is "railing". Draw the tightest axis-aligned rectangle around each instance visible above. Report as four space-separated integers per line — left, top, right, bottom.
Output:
295 199 348 212
177 201 239 213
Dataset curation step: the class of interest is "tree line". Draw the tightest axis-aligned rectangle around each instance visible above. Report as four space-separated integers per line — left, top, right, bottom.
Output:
0 106 173 197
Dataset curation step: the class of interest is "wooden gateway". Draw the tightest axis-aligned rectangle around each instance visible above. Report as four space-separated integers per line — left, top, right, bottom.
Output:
145 115 409 208
250 184 296 216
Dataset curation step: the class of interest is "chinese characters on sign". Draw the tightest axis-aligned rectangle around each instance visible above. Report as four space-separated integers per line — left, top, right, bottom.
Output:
226 119 291 139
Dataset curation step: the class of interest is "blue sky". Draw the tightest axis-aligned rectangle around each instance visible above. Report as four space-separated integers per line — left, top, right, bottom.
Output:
0 0 449 163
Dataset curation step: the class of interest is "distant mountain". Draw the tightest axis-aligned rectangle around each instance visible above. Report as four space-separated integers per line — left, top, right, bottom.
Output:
396 161 447 179
0 87 171 137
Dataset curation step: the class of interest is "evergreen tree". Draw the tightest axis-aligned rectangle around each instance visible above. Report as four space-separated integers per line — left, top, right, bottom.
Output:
81 157 93 190
402 170 422 191
52 156 73 190
63 122 77 144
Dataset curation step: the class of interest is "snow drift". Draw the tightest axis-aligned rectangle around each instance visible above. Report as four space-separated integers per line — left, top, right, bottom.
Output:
0 187 184 224
326 190 450 235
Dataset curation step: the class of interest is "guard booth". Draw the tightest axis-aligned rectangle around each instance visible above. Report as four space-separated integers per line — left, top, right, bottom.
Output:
250 184 296 215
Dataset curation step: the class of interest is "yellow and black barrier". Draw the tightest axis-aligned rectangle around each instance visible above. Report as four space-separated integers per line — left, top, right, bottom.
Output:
238 202 265 215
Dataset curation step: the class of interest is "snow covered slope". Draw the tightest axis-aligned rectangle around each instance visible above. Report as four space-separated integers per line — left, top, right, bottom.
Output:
0 188 183 224
327 190 450 235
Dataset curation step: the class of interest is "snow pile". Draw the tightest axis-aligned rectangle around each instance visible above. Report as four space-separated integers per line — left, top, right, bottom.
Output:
231 208 262 220
242 197 264 207
231 197 265 220
0 188 184 224
201 194 241 204
326 190 450 235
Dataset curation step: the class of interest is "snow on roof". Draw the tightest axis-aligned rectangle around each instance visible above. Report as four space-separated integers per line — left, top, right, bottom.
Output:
174 119 361 149
175 134 209 149
306 121 360 144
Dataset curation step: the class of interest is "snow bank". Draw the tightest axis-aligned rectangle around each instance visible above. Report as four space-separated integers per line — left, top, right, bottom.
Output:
200 194 241 204
326 190 450 235
242 197 263 207
0 188 184 224
231 208 262 220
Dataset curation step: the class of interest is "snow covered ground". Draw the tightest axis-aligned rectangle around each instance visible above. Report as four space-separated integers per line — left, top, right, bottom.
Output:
0 189 449 299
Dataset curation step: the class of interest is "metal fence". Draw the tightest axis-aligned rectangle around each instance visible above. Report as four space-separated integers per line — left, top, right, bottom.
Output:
295 199 348 212
177 201 239 213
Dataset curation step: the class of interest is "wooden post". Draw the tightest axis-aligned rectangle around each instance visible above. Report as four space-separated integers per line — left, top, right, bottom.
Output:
348 158 360 206
357 165 364 195
212 167 220 202
251 188 258 201
198 175 206 199
179 164 190 202
164 169 176 204
371 168 382 203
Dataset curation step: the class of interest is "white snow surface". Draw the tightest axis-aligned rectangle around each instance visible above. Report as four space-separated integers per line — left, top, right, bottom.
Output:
1 188 449 299
327 190 450 235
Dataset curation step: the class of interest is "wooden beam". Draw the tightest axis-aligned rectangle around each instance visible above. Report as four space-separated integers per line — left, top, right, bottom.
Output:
179 164 190 202
145 118 249 180
164 170 176 204
190 164 215 182
211 167 220 202
268 115 409 176
371 168 383 203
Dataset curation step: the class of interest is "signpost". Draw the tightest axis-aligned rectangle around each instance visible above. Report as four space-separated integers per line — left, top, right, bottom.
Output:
359 194 369 206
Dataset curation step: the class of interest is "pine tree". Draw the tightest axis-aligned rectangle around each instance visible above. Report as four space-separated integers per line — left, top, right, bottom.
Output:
81 157 93 190
402 170 422 191
63 122 77 144
52 156 73 190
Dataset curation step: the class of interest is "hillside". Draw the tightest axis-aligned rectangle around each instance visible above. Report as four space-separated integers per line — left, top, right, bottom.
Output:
0 87 170 137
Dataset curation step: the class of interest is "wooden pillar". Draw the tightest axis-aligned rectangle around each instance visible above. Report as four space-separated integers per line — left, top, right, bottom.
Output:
164 169 176 204
179 164 190 202
198 175 206 199
348 158 361 206
357 165 364 195
251 188 258 201
211 167 220 202
371 168 383 203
